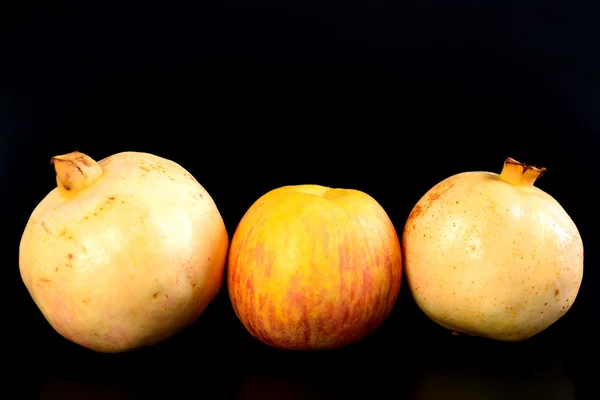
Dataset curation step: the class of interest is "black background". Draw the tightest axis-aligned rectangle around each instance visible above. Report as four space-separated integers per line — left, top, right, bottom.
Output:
2 1 598 398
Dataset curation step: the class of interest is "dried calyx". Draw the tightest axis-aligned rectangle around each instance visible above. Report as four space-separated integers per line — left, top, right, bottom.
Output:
500 157 547 187
51 151 103 195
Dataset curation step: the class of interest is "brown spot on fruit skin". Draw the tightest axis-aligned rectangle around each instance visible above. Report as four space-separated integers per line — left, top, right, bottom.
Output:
152 291 162 298
428 191 443 201
65 253 74 268
555 289 560 297
424 180 455 206
41 221 52 235
408 204 423 222
405 180 456 230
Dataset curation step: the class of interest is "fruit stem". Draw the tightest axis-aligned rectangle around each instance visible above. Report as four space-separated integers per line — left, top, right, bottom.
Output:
500 157 547 187
50 151 103 196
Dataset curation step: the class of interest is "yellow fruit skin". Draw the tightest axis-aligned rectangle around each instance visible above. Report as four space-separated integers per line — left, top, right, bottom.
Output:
19 152 229 352
402 169 584 341
227 185 402 350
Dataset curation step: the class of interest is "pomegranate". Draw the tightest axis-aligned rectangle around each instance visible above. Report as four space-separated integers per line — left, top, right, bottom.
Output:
402 157 583 341
19 151 229 352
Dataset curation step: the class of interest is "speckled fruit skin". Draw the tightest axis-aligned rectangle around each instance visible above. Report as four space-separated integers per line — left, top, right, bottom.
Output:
227 184 403 350
19 151 229 353
402 158 584 341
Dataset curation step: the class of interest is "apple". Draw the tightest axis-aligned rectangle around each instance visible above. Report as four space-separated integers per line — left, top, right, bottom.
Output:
227 184 402 350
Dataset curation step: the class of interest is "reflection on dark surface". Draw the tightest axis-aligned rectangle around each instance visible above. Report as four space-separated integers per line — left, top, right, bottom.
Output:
39 374 136 400
28 317 578 400
235 373 353 400
410 354 575 400
32 350 576 400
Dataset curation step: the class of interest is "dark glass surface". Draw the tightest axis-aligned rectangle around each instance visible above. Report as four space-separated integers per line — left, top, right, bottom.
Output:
2 1 597 398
